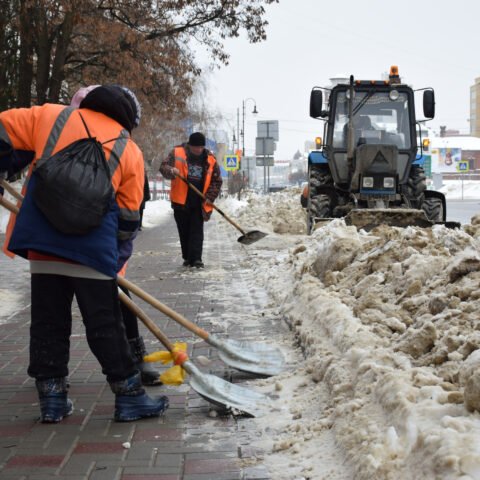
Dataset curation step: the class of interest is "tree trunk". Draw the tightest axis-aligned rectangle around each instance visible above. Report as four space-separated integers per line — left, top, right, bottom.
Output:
48 10 75 103
34 6 52 105
17 0 35 107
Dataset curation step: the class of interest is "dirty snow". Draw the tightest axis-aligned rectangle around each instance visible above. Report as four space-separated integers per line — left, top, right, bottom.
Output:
3 177 480 478
216 188 480 480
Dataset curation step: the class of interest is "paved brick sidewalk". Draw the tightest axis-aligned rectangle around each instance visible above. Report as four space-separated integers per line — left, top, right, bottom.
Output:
0 210 277 480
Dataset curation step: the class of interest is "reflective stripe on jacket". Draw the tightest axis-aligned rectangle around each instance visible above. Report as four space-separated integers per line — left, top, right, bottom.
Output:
0 104 144 277
170 146 215 215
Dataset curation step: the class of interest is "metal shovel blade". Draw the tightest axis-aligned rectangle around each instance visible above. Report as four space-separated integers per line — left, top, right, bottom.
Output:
184 361 271 417
208 335 285 377
237 230 268 245
344 208 434 231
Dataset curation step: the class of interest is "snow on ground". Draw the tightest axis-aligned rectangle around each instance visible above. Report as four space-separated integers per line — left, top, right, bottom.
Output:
218 188 480 480
439 180 480 200
0 206 8 233
0 180 22 233
0 289 24 321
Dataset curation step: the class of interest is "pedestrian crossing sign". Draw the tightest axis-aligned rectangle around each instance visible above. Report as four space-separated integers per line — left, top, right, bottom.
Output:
457 161 469 172
224 154 240 171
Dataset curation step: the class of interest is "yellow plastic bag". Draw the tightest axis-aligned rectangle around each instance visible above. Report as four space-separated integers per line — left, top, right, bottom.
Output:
143 342 188 386
160 365 186 385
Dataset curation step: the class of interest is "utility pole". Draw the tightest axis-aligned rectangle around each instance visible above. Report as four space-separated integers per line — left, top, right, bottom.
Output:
237 108 240 151
241 98 258 157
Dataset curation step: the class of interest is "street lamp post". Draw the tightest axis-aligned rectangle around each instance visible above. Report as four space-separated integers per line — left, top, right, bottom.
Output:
241 98 258 157
241 98 258 189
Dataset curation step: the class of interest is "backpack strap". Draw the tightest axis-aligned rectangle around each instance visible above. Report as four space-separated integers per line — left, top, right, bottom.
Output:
107 130 129 177
77 111 93 138
77 111 128 177
40 107 75 160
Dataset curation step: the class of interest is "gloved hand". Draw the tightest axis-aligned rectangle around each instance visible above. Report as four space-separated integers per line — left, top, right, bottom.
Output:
171 167 180 176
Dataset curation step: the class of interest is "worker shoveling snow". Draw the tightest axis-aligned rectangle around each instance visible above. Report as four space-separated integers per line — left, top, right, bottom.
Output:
218 188 480 480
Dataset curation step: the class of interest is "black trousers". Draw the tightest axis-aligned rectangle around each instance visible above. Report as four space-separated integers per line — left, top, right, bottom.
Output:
173 206 204 263
28 274 137 382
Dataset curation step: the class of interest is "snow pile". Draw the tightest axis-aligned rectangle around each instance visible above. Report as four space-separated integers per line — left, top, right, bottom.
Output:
218 187 306 235
141 198 171 228
224 192 480 479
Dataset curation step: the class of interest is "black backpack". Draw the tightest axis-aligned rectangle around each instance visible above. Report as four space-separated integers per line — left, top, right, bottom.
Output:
33 112 122 235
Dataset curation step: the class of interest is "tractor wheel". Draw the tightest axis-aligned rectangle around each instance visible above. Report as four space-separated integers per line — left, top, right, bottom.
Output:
310 168 332 189
422 197 444 223
307 194 331 234
310 194 331 218
406 166 426 208
307 166 334 234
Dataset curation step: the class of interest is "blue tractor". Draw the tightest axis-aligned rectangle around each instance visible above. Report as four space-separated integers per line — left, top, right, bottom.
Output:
307 66 452 233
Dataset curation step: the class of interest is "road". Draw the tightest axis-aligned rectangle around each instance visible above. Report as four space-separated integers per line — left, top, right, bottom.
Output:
446 199 480 225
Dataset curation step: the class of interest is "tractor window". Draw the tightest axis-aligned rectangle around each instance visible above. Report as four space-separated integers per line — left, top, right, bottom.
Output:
332 91 411 149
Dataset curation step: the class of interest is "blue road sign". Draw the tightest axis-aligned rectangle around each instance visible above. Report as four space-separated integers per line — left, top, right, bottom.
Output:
224 154 240 171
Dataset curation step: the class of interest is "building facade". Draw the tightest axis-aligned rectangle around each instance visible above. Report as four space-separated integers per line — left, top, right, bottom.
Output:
470 77 480 137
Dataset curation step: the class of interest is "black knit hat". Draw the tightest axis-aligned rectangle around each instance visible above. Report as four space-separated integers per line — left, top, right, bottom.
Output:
188 132 206 147
79 85 141 132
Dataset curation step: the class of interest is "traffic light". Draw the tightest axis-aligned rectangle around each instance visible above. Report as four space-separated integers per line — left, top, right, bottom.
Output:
315 136 322 149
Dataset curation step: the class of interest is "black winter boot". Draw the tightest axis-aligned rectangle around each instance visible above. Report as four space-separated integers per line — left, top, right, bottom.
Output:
128 336 162 386
110 372 169 422
35 377 74 423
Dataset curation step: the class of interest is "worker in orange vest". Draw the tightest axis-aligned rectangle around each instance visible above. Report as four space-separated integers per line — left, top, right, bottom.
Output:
160 132 222 268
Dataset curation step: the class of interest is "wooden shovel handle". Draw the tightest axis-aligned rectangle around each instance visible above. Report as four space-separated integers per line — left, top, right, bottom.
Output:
0 179 23 202
176 174 247 236
118 291 175 352
117 276 209 341
0 194 19 214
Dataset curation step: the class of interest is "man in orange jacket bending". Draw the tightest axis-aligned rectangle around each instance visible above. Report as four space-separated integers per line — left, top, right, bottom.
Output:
0 85 168 423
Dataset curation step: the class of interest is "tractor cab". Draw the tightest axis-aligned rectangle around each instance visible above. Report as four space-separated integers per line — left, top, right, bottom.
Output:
305 66 453 232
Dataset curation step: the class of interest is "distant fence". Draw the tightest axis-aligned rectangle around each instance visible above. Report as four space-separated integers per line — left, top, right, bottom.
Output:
151 187 170 200
150 183 228 201
441 170 480 181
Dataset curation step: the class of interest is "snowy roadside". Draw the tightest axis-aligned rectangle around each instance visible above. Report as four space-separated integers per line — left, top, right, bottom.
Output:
218 189 480 480
439 180 480 200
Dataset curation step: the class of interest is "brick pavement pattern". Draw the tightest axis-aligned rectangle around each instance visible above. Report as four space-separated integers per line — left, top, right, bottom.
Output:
0 209 276 480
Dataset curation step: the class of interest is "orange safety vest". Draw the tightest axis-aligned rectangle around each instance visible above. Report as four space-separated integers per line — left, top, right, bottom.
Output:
1 104 144 258
170 146 216 214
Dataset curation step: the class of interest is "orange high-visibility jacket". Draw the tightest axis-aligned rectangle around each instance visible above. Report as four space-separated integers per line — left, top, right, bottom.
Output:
169 146 216 215
0 104 144 276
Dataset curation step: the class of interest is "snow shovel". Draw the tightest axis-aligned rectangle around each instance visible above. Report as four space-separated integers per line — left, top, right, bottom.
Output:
0 193 19 215
118 290 271 417
175 173 267 245
117 276 285 377
0 179 23 202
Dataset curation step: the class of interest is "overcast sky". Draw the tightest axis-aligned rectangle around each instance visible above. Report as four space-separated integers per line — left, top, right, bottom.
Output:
201 0 480 159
